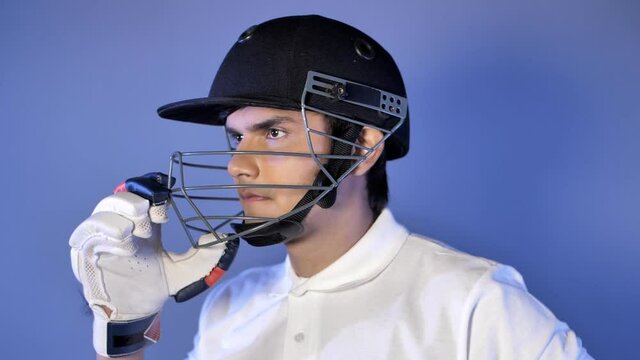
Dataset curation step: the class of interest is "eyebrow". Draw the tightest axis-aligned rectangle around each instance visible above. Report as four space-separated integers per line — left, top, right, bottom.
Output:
226 116 298 134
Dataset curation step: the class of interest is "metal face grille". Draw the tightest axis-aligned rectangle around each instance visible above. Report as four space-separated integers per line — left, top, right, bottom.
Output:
168 71 407 248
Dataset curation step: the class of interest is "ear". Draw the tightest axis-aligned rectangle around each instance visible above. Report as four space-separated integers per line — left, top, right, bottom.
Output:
352 127 385 176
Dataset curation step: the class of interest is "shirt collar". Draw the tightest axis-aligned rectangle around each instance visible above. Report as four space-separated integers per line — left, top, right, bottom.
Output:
279 208 408 296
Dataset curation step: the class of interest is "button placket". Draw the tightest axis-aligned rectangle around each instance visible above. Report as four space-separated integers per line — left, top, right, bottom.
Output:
283 290 318 360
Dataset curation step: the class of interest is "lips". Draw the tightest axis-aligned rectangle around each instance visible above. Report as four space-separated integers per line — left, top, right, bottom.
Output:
238 189 271 202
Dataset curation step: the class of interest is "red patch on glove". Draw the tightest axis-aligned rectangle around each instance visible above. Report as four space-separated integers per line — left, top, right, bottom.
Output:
113 182 127 193
205 267 225 287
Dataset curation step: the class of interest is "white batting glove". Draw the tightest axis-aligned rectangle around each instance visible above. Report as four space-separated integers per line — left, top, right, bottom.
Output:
69 177 238 358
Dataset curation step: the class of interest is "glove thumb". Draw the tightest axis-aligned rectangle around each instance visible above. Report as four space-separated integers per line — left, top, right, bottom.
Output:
161 233 239 302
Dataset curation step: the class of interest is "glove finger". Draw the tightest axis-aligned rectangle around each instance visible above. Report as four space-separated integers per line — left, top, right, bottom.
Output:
69 212 140 305
70 248 81 281
92 192 152 238
70 212 138 256
149 202 170 224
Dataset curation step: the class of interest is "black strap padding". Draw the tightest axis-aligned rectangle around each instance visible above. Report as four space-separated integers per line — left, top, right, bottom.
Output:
174 278 208 303
230 219 303 247
173 238 240 302
106 313 158 356
216 238 240 270
312 122 363 209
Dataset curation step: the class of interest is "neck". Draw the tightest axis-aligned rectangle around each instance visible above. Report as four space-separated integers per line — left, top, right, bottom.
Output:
285 175 374 278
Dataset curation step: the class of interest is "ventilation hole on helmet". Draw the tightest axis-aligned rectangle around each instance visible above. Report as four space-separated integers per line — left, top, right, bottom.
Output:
354 38 375 60
397 99 402 105
237 25 257 43
389 106 395 112
390 97 395 102
382 94 387 100
396 108 401 114
381 104 386 110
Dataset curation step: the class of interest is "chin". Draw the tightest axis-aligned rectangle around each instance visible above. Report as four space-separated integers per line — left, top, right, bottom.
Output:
241 204 290 220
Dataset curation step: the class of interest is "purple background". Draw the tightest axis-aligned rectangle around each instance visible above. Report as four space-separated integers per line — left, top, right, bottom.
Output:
2 1 639 359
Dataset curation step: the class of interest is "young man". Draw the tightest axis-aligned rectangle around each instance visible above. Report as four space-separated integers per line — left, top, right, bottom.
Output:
70 15 591 359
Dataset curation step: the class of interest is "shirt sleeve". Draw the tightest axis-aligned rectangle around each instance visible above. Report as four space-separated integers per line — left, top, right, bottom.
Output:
461 265 592 360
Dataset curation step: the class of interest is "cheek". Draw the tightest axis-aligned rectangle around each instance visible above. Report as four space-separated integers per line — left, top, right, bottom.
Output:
259 157 320 213
309 132 332 155
260 156 320 185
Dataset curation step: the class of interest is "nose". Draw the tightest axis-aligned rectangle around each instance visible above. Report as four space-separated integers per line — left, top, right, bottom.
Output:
227 142 259 180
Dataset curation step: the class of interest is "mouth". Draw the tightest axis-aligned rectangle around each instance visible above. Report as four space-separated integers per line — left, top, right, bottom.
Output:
238 189 271 202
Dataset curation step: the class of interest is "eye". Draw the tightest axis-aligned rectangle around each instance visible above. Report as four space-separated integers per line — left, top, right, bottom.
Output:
227 131 243 149
267 128 286 139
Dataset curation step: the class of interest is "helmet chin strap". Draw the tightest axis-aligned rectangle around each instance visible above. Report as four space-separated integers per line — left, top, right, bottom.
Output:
230 123 363 247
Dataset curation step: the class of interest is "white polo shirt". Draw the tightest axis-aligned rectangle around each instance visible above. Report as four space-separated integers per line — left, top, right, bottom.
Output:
187 209 591 359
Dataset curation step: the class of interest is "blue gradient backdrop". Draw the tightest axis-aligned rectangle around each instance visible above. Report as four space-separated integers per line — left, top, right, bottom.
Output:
2 1 638 359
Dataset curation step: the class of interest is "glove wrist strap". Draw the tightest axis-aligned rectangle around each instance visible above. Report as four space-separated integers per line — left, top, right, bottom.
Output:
94 313 161 358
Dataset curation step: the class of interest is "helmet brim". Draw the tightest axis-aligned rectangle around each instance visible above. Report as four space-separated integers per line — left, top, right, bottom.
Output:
158 95 408 160
157 96 300 126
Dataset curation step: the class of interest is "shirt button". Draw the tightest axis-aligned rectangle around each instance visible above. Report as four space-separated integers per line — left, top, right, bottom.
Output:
294 332 305 343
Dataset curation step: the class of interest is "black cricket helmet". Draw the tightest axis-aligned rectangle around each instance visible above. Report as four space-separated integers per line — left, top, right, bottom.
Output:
158 15 409 247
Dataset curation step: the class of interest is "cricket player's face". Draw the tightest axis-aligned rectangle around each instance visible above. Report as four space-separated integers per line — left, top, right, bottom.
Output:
225 107 331 219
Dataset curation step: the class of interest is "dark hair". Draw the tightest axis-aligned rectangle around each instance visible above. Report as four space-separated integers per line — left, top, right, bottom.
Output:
366 151 388 217
327 116 389 217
